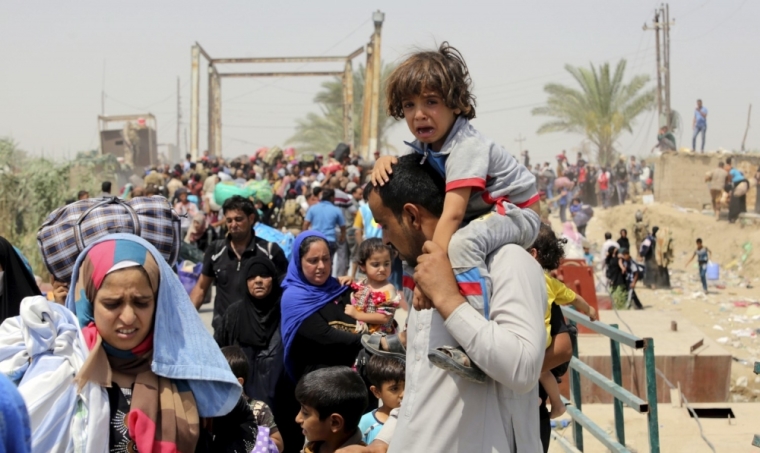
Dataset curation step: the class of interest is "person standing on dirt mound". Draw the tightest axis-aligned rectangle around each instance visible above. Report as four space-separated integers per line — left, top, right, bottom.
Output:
632 210 648 258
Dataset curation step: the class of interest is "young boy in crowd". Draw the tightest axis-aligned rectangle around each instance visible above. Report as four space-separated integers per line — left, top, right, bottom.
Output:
221 346 284 452
372 42 540 383
685 238 712 294
295 366 368 453
359 355 405 444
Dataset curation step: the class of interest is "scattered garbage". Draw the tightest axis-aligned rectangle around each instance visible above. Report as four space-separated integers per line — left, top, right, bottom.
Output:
736 376 748 388
731 315 750 324
713 325 724 331
732 356 752 366
731 328 755 338
716 337 730 344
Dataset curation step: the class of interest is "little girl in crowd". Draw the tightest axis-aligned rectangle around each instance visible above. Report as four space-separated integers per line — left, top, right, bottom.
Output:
531 223 598 418
345 238 401 334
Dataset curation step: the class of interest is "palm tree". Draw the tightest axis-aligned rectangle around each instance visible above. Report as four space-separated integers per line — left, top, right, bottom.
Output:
287 63 399 154
532 60 655 167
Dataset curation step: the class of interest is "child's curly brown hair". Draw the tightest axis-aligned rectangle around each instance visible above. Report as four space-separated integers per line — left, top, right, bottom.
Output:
385 42 476 120
530 223 567 271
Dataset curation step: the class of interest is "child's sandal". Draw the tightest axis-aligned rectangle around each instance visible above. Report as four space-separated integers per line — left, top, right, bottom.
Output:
428 345 487 384
361 333 406 360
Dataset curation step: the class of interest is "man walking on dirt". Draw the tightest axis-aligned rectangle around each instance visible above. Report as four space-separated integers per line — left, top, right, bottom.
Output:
705 161 728 219
692 99 708 152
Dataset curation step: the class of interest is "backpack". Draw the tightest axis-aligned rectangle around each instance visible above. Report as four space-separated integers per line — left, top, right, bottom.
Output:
278 199 303 230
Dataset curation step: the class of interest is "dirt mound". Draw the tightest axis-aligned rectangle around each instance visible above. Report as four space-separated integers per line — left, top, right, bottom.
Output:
585 202 759 279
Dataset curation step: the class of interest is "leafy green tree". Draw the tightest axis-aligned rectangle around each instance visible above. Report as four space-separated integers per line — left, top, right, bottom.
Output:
0 138 119 276
287 63 399 155
532 60 655 166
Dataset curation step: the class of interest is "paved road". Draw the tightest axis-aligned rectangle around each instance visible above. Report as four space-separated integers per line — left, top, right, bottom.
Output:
199 287 215 334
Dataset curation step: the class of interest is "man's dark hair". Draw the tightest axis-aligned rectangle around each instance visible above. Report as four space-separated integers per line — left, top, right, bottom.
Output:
530 223 566 271
370 154 445 220
321 188 335 201
222 195 256 217
77 190 89 199
312 187 323 199
186 153 192 160
295 366 367 429
696 238 703 243
221 345 249 382
604 232 612 240
718 161 724 167
101 181 112 193
366 355 405 388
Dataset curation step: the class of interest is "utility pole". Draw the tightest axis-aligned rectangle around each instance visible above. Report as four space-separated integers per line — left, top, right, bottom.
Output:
741 104 752 152
515 134 526 153
367 10 385 158
101 59 106 116
644 4 674 129
664 3 671 126
190 44 200 161
176 77 181 159
652 11 663 120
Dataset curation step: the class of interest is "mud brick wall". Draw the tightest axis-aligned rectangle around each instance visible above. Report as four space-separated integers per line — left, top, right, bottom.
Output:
653 152 759 210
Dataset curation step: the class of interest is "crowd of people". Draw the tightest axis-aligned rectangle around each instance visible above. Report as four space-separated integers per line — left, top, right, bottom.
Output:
0 40 753 453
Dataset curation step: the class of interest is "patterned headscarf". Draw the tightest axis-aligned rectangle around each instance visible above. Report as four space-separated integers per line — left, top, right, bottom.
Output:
74 239 200 453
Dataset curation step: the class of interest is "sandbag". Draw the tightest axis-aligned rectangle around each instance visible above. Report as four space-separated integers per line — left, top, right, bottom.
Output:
254 223 294 260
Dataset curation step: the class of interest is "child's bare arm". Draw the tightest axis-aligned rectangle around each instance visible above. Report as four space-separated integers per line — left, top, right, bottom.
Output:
371 156 398 186
344 305 393 325
433 187 471 254
571 294 598 321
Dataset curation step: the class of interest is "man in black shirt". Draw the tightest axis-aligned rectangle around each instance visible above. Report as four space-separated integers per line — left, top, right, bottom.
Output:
613 157 629 205
190 195 288 332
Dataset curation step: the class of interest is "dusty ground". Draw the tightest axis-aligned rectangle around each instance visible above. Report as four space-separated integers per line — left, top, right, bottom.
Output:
560 201 760 402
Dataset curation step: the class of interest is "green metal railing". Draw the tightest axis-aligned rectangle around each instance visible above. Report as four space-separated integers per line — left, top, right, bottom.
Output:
558 307 660 453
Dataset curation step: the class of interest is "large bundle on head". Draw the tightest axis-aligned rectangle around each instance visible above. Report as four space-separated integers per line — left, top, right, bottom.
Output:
37 197 181 282
263 146 283 167
248 180 273 205
214 181 254 207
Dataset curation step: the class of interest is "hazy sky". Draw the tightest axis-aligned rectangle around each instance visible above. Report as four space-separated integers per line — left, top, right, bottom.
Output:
1 0 757 164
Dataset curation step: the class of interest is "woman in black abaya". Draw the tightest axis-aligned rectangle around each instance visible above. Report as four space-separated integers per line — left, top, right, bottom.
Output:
215 256 284 409
0 236 41 321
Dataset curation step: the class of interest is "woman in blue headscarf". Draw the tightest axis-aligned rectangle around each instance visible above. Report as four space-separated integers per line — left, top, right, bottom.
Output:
277 231 362 452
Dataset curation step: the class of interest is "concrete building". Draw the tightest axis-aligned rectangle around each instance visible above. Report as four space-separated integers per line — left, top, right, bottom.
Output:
653 151 759 210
